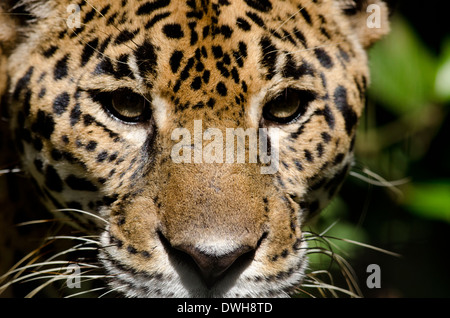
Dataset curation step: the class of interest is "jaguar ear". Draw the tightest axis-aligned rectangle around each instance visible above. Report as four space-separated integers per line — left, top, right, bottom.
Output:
0 1 19 110
0 1 19 55
0 0 55 106
337 0 391 49
0 0 55 50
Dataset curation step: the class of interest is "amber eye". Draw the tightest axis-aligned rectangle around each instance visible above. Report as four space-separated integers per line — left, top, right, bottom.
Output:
89 88 151 123
262 88 316 124
110 90 149 122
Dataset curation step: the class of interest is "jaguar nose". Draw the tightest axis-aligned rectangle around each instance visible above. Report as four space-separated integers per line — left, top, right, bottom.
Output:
175 244 255 288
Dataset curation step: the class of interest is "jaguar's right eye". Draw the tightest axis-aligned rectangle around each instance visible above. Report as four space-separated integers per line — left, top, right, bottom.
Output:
89 88 152 123
262 88 316 125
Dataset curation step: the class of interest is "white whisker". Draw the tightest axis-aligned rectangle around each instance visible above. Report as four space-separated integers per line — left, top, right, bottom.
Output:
25 276 62 298
65 286 108 298
324 236 402 258
44 246 99 264
0 168 21 174
45 235 102 245
98 284 127 298
319 219 340 237
301 282 361 298
54 208 109 224
272 6 305 35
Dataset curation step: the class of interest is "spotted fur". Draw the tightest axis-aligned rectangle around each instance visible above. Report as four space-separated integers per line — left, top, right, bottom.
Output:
0 0 389 297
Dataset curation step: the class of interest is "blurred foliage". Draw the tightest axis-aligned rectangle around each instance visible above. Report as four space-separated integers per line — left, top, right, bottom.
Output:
405 182 450 222
369 16 437 114
305 11 450 298
367 16 450 224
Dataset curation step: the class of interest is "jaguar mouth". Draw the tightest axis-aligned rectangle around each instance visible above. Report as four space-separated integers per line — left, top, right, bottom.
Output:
157 230 259 289
99 229 308 298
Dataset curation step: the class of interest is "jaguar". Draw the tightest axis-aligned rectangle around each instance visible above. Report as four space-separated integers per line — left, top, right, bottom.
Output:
0 0 389 297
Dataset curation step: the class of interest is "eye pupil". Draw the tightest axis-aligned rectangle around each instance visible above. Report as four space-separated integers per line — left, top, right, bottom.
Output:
262 88 316 124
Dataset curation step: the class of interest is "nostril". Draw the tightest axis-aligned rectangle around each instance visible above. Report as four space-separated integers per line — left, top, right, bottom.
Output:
257 231 269 248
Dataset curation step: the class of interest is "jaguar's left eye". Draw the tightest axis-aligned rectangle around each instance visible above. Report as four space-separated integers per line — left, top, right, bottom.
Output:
262 88 316 124
110 89 149 122
89 88 151 123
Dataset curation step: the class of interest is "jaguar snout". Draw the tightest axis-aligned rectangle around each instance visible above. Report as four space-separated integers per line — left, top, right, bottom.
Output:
158 230 268 288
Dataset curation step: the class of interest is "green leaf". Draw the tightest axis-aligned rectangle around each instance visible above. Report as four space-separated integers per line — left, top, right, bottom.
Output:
368 16 437 114
434 38 450 102
403 181 450 223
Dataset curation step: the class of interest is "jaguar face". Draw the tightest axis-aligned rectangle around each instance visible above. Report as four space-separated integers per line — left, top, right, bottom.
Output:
0 0 389 297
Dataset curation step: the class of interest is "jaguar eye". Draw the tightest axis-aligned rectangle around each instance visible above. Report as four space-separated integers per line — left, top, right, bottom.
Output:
262 88 316 124
89 88 151 123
